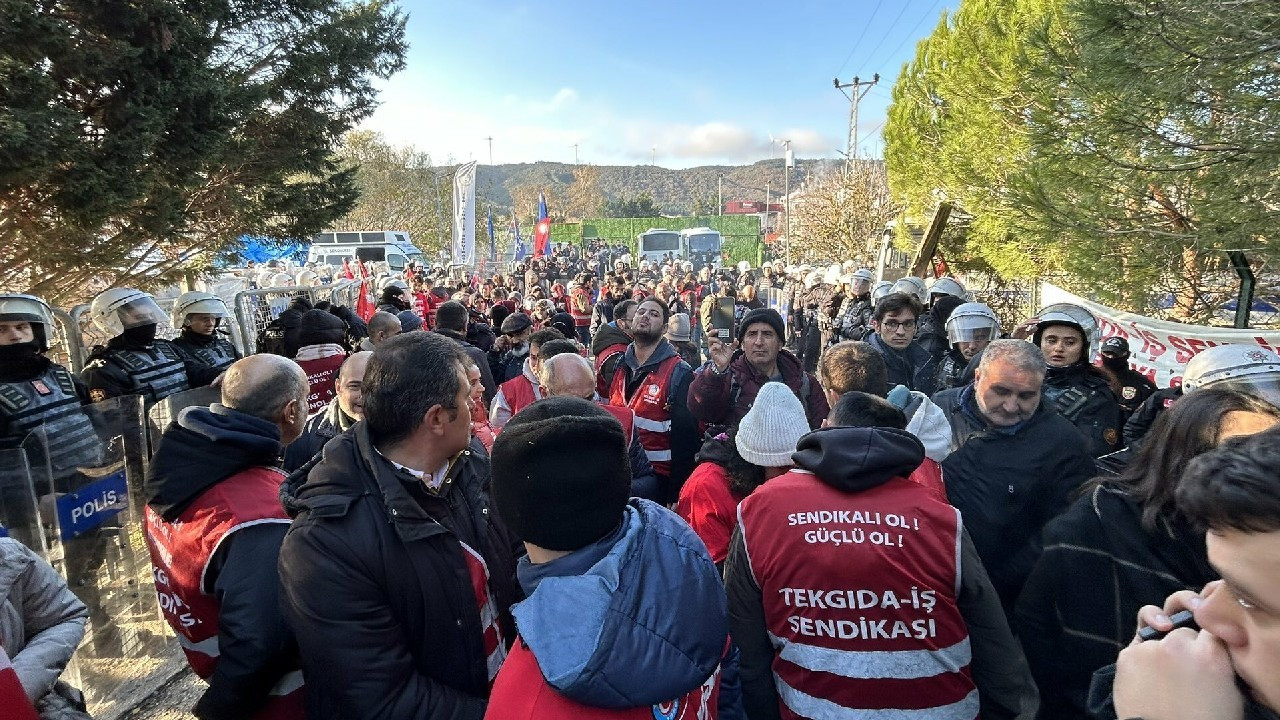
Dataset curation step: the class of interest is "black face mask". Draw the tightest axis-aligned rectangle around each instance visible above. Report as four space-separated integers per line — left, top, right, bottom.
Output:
122 323 158 345
1102 354 1130 372
0 341 39 362
0 342 48 379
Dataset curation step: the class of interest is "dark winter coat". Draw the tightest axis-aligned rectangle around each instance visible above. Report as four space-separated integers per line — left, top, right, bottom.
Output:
1122 386 1181 447
277 426 521 720
434 328 497 407
867 332 940 396
1016 484 1214 720
282 401 354 473
687 349 828 431
933 385 1098 612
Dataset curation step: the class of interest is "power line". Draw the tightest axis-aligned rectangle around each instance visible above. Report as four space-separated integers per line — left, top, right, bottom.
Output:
877 0 948 69
851 0 914 80
835 0 885 76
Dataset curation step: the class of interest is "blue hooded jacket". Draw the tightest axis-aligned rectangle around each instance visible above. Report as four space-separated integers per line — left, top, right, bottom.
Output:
513 498 742 715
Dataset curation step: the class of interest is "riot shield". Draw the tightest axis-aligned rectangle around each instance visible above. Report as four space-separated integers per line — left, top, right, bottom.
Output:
762 287 792 335
0 434 57 560
147 384 221 449
53 395 179 716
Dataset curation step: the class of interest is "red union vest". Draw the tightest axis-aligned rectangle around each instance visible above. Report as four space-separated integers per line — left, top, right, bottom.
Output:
144 467 304 719
499 373 539 418
594 342 630 397
598 403 637 448
737 470 977 720
608 354 681 478
484 637 721 720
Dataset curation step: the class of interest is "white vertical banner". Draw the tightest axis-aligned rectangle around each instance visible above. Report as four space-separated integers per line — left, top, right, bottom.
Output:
452 161 477 268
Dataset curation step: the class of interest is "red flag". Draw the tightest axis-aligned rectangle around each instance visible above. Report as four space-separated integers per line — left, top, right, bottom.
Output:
341 258 355 280
533 192 550 257
355 260 375 321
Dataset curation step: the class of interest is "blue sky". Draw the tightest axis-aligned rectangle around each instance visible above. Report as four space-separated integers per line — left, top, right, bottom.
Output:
360 0 957 168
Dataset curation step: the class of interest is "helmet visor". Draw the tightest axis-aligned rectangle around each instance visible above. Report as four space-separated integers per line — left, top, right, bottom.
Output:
116 297 168 331
1200 373 1280 409
0 296 54 327
947 320 998 345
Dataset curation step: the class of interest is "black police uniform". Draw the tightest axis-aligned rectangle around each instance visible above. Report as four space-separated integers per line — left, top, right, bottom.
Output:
1122 385 1181 447
81 334 220 408
833 294 873 344
936 348 972 391
1110 366 1158 421
172 329 240 371
1042 362 1125 457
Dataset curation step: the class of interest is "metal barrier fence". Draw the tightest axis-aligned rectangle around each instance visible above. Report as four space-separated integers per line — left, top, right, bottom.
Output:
231 280 361 355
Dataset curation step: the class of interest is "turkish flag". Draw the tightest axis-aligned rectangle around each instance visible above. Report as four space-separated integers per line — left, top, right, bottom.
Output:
533 192 550 257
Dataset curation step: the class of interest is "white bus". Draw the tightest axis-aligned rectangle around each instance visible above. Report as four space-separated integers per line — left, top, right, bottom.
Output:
636 229 682 265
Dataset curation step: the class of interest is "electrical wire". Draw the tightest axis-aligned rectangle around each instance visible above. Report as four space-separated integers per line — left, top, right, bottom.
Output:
836 0 885 78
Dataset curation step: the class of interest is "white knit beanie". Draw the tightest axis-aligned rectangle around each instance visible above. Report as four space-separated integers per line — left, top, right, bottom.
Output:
734 382 809 467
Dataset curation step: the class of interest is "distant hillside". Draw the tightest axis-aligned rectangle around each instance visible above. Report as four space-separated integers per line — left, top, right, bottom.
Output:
470 158 833 216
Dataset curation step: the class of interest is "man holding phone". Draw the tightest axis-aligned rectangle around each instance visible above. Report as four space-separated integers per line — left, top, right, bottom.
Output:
688 308 828 433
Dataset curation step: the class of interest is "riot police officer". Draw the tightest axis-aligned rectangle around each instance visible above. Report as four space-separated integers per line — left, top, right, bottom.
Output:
81 288 221 407
914 276 967 364
1023 303 1124 457
1097 336 1157 422
0 294 119 654
937 302 1001 391
170 291 240 372
831 268 875 344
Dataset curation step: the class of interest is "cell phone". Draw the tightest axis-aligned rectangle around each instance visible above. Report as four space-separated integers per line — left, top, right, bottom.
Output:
1137 609 1198 642
711 297 735 340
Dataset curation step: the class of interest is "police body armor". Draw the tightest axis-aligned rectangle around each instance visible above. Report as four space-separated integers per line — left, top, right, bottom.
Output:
99 341 190 406
1043 366 1122 457
834 296 873 343
936 350 969 391
173 335 238 371
0 365 101 476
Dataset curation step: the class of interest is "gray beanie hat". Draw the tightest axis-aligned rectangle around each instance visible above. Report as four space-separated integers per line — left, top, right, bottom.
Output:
734 382 809 467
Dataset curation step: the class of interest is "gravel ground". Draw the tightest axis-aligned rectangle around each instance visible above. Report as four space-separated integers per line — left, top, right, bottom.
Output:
115 668 200 720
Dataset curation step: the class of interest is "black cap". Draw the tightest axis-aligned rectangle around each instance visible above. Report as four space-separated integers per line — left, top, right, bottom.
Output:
491 397 630 551
1101 336 1129 355
737 308 786 343
500 312 533 335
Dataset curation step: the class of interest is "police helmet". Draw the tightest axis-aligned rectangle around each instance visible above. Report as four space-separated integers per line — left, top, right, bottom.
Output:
89 288 168 337
891 277 929 305
945 303 1001 346
929 277 967 300
0 294 57 351
1183 344 1280 407
1032 303 1100 355
870 281 895 304
296 270 319 287
171 292 229 328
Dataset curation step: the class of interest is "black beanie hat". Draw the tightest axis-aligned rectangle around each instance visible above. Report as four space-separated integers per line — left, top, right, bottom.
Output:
737 307 786 343
491 396 631 551
298 309 347 347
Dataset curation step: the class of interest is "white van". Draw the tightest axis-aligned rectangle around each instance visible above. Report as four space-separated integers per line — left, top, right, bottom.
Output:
308 230 424 271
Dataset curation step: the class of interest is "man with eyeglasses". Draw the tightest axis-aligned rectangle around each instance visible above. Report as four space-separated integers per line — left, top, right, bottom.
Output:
867 292 940 397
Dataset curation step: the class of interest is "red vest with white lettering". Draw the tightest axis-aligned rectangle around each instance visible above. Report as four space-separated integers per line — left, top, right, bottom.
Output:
737 469 977 719
143 467 304 719
570 288 593 327
296 354 345 414
608 355 680 478
484 637 721 720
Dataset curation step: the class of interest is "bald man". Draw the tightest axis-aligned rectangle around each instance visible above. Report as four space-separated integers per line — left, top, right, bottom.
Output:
143 354 308 718
359 311 401 351
539 353 660 501
285 351 371 472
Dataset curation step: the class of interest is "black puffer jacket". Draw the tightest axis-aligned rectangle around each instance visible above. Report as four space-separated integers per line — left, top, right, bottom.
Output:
278 425 521 720
933 385 1097 613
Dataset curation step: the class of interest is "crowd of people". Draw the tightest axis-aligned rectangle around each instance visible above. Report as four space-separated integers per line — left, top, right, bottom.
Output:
2 250 1279 720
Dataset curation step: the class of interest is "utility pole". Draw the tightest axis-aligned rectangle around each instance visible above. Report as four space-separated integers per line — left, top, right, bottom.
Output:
651 147 656 166
484 136 493 165
717 175 723 216
781 139 793 266
833 74 879 169
572 143 579 165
